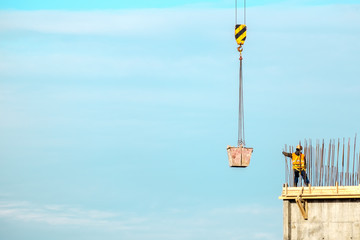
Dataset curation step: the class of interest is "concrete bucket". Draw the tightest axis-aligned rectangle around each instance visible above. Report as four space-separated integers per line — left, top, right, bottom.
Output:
226 145 253 167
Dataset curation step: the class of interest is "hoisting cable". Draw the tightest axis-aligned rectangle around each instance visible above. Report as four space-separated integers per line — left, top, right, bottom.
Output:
244 0 246 25
235 0 246 25
235 0 247 147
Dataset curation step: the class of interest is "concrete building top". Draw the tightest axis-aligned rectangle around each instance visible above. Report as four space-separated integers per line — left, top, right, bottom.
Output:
279 184 360 200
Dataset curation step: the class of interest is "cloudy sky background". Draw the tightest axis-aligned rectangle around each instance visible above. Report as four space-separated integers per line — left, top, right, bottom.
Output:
1 1 360 239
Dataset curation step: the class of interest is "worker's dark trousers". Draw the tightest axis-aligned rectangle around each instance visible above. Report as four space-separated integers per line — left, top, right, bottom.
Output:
294 170 309 186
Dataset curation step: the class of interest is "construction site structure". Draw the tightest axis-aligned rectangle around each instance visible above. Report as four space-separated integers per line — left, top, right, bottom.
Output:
280 137 360 240
280 184 360 239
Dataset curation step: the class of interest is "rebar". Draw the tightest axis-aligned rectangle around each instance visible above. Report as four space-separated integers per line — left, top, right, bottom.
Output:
284 136 360 187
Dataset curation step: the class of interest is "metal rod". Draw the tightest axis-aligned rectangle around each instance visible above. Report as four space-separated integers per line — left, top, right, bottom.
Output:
336 139 339 186
347 138 350 186
321 139 325 186
352 134 357 185
327 140 331 186
315 141 318 186
284 136 360 187
341 138 345 186
285 145 288 185
358 149 360 185
309 139 313 186
334 142 336 185
331 141 334 185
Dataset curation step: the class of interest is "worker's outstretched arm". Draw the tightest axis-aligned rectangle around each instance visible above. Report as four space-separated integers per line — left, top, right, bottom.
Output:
282 151 292 158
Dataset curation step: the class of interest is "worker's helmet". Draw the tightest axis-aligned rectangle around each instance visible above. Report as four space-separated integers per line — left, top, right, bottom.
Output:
296 145 303 151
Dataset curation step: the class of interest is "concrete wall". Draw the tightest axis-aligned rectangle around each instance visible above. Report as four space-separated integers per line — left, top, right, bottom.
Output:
283 199 360 240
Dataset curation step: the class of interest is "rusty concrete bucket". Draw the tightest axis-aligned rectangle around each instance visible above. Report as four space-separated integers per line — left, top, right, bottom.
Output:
226 145 253 167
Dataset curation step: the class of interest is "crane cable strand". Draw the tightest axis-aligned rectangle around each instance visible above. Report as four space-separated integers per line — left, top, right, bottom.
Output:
235 0 237 25
244 0 246 25
235 0 246 25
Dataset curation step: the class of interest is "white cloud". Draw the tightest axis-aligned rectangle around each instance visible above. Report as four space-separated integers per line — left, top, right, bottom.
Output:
0 200 281 239
0 201 142 230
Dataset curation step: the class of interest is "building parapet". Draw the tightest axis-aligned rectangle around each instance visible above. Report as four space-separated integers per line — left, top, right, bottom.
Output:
279 183 360 200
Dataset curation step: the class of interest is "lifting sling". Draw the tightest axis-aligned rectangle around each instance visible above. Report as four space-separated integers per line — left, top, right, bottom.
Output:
226 0 253 168
235 0 246 146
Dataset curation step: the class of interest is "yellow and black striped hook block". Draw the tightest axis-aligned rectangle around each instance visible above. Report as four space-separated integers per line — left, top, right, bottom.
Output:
235 24 246 47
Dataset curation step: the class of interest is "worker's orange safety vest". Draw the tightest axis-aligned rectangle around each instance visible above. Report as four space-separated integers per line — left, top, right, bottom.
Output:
292 153 306 171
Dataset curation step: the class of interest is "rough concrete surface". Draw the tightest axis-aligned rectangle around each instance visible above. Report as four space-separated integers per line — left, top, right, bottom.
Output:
283 199 360 240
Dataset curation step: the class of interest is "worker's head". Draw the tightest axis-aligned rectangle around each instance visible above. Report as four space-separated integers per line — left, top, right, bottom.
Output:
296 145 303 152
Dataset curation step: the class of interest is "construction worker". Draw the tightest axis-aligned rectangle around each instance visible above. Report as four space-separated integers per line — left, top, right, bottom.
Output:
282 145 310 187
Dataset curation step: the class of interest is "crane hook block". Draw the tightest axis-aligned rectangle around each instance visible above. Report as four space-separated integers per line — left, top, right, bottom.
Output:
235 24 247 46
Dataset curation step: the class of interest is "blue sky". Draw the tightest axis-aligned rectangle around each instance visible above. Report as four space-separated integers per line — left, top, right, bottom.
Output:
0 1 360 240
1 0 360 9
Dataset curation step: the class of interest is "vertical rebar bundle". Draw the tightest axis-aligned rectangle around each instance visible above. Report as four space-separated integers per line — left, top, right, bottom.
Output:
284 135 360 187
